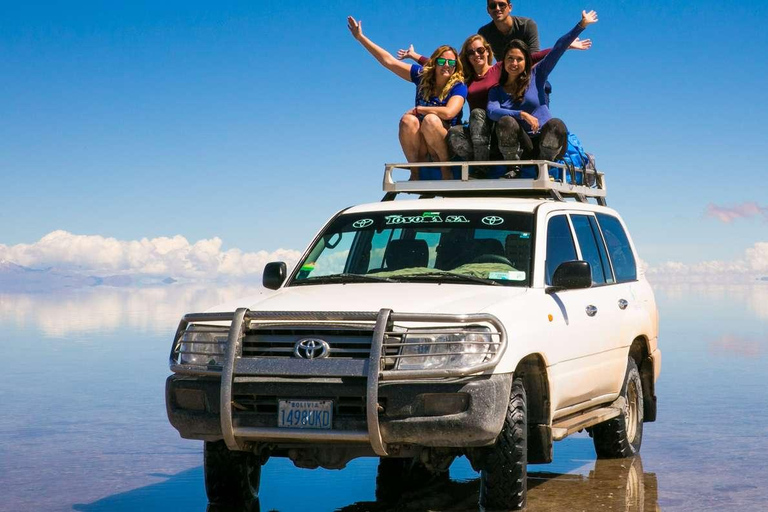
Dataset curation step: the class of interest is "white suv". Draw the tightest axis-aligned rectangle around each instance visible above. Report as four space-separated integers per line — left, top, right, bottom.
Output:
165 162 661 511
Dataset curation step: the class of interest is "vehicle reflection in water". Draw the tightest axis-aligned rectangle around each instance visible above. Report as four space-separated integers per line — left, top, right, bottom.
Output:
204 456 658 512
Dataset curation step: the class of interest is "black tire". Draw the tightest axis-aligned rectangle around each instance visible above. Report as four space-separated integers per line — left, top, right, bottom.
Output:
375 457 446 502
592 358 644 459
204 440 262 504
479 377 527 511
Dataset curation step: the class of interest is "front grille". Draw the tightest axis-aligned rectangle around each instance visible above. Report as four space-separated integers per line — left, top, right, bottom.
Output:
241 326 400 361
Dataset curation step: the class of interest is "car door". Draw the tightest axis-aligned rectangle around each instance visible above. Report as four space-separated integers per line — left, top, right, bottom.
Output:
543 212 623 416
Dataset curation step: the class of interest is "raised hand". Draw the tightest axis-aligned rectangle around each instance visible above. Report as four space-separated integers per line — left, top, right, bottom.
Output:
569 37 592 51
397 44 416 61
347 16 363 40
580 10 598 28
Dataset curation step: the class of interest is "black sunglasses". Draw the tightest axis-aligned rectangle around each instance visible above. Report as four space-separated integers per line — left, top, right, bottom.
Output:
466 46 487 57
435 58 457 67
488 2 509 10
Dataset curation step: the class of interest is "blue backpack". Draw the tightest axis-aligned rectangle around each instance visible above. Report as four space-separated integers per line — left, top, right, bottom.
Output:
550 132 596 185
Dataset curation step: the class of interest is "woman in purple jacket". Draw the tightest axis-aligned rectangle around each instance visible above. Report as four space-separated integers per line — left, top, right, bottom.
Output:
487 10 598 163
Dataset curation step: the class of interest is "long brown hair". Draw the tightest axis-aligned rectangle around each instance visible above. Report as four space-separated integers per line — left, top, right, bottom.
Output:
459 34 494 84
417 45 464 101
498 39 532 102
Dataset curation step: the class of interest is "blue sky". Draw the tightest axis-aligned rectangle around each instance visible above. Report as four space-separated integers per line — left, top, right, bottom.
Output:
1 0 767 274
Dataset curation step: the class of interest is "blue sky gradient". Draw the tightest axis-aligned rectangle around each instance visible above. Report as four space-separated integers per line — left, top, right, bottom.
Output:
1 0 767 268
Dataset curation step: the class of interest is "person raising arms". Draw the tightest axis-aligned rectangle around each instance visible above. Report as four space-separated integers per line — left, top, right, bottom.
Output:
399 35 591 162
347 16 466 180
487 10 598 165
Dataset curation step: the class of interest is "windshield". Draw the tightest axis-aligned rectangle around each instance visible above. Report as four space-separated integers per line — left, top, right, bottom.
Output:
291 209 534 287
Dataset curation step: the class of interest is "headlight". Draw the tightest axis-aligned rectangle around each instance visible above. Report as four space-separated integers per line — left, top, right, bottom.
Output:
176 324 229 367
396 327 493 371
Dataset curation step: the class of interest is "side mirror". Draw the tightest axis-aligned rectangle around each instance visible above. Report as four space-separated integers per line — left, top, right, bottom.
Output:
546 260 592 294
263 261 287 290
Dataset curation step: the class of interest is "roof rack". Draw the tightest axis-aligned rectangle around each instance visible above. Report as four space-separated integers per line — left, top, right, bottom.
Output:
382 161 607 206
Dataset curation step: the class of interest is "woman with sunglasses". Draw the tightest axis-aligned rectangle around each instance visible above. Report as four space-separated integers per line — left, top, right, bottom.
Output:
347 16 466 180
399 36 591 164
486 10 598 167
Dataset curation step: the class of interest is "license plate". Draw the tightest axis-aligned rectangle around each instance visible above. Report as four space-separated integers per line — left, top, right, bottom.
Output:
278 399 333 429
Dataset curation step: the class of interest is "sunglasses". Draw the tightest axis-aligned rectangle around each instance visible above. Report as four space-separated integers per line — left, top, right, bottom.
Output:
435 58 457 67
466 46 487 57
488 2 509 10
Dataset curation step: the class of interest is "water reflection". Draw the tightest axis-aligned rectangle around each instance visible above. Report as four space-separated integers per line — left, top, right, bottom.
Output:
4 283 768 511
73 456 658 512
0 284 267 337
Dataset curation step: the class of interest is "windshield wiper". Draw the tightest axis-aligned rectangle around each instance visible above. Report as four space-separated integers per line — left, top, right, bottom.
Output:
394 271 501 286
292 273 397 285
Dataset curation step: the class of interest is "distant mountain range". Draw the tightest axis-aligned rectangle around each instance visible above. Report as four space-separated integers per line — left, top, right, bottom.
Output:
0 260 177 292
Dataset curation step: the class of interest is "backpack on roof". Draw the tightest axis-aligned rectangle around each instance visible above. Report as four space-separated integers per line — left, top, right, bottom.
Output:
550 132 596 186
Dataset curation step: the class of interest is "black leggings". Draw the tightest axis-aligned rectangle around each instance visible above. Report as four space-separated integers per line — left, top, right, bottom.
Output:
495 116 568 161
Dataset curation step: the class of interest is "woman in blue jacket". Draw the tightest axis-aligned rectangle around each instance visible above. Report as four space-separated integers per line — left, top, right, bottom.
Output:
487 10 598 163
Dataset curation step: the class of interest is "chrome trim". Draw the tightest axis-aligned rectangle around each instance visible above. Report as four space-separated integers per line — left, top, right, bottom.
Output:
221 308 247 451
366 309 390 456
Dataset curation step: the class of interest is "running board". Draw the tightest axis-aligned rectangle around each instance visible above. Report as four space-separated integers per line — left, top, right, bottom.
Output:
551 399 625 441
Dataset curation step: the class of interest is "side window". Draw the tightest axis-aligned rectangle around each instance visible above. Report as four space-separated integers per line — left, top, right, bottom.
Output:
571 215 610 285
596 214 638 282
545 215 577 285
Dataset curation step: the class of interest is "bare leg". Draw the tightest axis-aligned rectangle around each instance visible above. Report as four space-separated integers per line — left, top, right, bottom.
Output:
420 114 452 179
399 114 427 180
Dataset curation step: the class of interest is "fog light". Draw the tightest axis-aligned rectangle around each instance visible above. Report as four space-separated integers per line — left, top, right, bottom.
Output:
421 393 469 416
175 389 206 411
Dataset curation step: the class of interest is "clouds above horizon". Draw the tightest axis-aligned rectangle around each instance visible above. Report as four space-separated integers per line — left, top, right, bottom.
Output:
647 241 768 279
0 230 301 279
706 202 768 223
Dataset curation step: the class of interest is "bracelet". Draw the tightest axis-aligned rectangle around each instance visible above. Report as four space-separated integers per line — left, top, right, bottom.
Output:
415 106 420 115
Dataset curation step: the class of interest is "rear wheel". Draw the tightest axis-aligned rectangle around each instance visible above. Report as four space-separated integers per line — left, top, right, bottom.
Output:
592 357 644 458
204 441 261 504
479 377 527 511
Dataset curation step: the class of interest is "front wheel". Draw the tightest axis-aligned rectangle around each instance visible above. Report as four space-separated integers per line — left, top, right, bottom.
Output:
479 377 527 511
204 441 262 504
592 357 644 458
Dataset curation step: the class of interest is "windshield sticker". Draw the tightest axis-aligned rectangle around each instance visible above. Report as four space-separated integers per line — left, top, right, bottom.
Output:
300 263 316 273
489 271 526 281
384 213 471 225
481 215 505 226
352 218 374 229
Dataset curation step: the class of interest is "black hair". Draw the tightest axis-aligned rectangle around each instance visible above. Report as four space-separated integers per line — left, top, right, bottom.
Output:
498 39 532 101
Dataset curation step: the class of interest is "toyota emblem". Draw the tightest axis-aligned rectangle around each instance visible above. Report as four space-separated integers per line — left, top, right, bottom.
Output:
481 215 504 226
294 338 331 359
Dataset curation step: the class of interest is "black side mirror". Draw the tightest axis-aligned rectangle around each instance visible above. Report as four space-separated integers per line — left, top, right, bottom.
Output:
263 261 287 290
547 260 592 294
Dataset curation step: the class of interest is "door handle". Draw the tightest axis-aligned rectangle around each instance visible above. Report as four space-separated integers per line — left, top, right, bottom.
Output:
586 305 598 317
618 299 629 310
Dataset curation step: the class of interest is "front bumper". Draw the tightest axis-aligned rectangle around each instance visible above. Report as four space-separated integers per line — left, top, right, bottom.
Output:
166 372 513 448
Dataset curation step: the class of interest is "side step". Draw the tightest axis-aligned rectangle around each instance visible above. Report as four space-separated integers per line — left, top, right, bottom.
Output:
551 399 625 441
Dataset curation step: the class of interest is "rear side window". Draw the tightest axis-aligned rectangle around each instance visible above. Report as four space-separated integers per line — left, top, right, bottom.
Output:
545 215 577 285
596 214 637 282
571 215 612 285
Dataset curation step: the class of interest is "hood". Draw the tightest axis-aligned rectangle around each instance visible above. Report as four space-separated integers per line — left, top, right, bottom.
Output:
206 283 527 315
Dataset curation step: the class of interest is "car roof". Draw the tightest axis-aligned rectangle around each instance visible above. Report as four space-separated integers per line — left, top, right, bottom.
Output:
344 197 620 217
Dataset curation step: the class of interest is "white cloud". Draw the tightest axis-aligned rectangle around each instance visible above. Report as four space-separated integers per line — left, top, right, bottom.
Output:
646 241 768 281
0 230 301 280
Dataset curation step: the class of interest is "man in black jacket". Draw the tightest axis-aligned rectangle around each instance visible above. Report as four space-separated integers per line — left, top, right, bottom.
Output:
478 1 540 60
